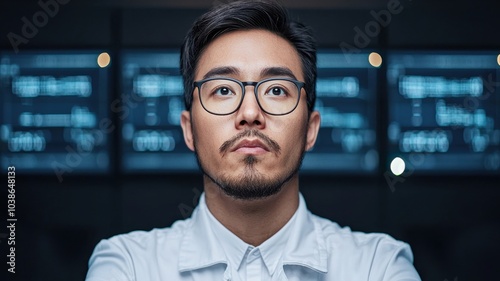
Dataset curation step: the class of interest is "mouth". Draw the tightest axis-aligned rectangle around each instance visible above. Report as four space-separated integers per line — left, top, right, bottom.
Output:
219 129 281 157
230 139 270 155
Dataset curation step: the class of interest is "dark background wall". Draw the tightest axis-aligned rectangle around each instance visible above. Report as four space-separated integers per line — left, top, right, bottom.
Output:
1 0 499 280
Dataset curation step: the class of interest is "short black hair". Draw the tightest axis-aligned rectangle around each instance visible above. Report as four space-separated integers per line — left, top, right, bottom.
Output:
180 0 317 112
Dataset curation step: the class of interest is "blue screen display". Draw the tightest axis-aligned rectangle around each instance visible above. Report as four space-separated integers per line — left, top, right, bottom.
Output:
0 50 111 175
120 50 197 172
302 51 378 173
387 51 500 174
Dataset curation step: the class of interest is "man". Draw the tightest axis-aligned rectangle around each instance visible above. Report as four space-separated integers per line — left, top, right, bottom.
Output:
86 1 421 280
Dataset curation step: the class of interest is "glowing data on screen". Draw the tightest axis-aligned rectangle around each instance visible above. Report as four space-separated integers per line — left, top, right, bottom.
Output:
387 51 500 174
0 51 110 173
301 51 379 173
120 51 196 172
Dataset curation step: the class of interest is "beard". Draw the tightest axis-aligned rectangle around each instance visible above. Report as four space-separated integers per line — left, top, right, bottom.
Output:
193 129 306 200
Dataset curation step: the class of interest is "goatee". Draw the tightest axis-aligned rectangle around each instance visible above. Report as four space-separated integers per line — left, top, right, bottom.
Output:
194 129 305 200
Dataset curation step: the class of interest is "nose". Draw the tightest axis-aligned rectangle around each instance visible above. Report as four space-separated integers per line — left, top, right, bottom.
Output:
234 85 266 129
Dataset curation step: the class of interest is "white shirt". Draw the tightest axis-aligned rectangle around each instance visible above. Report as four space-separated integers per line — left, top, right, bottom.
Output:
86 193 421 281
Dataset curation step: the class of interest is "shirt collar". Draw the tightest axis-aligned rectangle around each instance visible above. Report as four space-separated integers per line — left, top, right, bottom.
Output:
257 200 297 275
178 192 328 275
205 196 250 273
177 196 228 272
282 194 328 273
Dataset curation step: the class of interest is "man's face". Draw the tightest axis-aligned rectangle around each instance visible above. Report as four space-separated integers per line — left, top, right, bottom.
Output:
181 29 320 200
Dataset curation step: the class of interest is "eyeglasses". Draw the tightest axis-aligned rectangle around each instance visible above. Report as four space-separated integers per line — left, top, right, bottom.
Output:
193 77 305 116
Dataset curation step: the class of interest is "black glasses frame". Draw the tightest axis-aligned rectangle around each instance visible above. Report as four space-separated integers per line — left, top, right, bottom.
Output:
193 77 306 116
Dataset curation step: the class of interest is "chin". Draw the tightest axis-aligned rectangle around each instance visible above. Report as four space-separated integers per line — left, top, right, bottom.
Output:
195 149 304 200
216 164 298 200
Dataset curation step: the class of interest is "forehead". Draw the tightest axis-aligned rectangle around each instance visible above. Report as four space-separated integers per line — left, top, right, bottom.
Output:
195 29 303 81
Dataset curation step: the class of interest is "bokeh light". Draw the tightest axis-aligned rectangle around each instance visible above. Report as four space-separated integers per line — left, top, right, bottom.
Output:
390 157 405 176
368 52 382 68
97 52 111 68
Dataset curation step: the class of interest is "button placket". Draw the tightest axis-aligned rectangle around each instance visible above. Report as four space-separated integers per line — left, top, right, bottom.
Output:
246 248 261 280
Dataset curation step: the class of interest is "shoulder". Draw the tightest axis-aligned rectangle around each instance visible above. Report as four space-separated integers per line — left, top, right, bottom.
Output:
310 214 420 280
86 218 192 281
105 218 191 251
312 213 410 253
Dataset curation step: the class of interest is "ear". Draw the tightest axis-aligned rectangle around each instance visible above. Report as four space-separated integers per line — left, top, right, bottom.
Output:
180 110 195 151
305 110 320 151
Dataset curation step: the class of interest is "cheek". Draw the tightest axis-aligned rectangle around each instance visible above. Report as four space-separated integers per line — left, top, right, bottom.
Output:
271 116 308 153
191 111 232 153
270 107 308 136
276 103 309 139
269 117 288 135
193 122 216 151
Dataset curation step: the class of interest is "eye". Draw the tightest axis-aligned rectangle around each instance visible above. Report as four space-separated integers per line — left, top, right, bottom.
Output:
267 87 287 96
214 87 234 96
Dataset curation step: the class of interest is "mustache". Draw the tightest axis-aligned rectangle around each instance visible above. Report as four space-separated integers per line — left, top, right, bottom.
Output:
219 129 281 156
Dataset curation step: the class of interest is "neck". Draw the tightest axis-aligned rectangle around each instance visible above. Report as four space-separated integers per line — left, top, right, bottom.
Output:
204 175 300 246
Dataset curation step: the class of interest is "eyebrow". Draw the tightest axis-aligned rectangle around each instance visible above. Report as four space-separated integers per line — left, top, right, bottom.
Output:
202 66 240 79
260 67 298 80
202 66 298 80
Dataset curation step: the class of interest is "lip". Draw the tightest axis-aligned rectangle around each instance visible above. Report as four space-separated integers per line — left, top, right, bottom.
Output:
231 139 270 155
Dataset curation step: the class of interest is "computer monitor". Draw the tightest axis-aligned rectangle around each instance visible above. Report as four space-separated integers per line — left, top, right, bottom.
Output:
120 50 197 172
0 50 111 177
386 50 500 175
302 51 379 173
